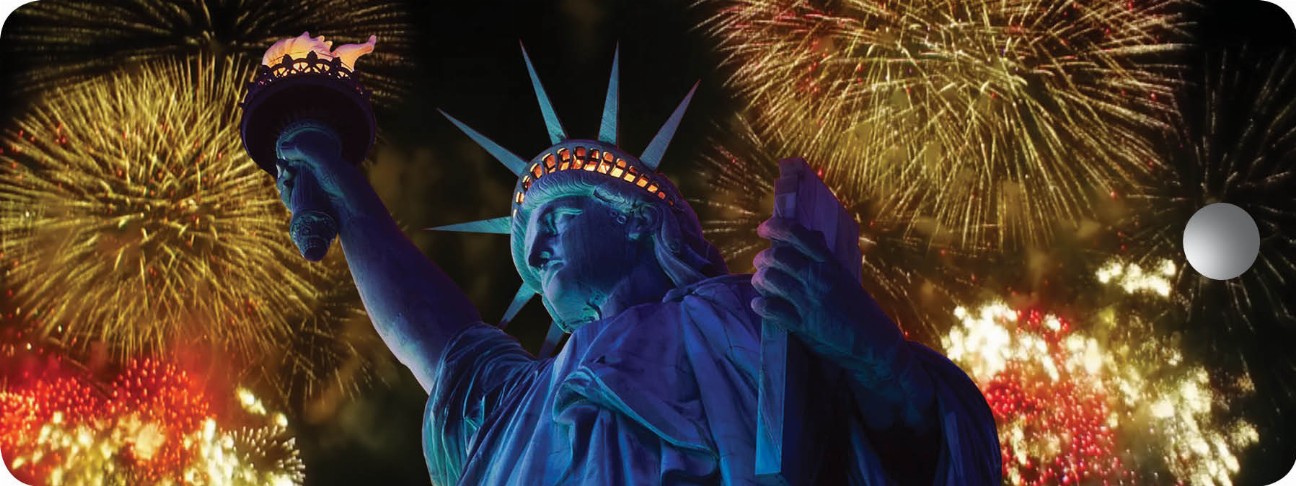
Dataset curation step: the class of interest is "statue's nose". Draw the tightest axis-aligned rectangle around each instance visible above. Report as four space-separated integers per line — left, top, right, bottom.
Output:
527 231 557 270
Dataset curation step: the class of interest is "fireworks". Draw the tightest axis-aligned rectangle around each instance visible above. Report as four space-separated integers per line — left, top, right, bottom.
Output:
691 117 781 271
695 115 978 342
0 357 304 485
204 421 304 485
3 0 413 107
946 303 1126 485
251 250 393 409
703 0 1189 249
1123 47 1296 401
191 387 303 486
942 257 1258 485
0 57 327 362
1095 258 1175 298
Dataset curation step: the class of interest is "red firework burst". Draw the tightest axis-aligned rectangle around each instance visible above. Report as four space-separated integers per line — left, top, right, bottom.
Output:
955 307 1131 485
1 356 211 484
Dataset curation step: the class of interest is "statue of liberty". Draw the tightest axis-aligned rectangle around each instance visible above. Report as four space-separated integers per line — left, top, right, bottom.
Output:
269 46 1002 485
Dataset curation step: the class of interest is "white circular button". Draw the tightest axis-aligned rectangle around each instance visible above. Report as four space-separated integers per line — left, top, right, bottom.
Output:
1183 203 1260 280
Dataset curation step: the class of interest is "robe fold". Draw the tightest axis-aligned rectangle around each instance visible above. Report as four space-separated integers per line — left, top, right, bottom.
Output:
423 275 1001 485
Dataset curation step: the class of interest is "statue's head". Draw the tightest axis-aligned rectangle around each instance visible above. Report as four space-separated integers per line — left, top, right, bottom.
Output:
509 141 727 327
434 45 726 332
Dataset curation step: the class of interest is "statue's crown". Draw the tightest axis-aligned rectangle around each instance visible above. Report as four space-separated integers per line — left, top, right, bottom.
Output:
432 43 695 233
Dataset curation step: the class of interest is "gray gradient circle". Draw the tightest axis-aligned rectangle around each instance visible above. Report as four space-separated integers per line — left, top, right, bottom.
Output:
1183 203 1260 280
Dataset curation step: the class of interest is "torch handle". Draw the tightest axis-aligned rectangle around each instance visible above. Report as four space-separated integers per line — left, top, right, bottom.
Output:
289 169 338 262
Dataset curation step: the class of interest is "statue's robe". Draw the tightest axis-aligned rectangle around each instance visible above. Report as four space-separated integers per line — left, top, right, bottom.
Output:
423 275 1001 485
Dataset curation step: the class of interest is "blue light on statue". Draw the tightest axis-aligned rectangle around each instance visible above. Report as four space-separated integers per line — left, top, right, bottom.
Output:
261 42 1004 484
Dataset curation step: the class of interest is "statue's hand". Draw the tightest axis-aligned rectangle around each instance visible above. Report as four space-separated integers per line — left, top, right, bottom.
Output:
750 218 906 383
273 121 358 214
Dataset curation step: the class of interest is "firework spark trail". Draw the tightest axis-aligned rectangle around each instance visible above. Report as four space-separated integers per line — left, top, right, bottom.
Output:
703 0 1189 250
1125 47 1296 405
0 57 324 362
942 258 1258 485
691 117 780 271
694 115 979 342
4 0 413 108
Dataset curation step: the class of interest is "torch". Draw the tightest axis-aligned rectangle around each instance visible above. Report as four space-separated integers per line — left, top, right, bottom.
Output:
239 33 378 261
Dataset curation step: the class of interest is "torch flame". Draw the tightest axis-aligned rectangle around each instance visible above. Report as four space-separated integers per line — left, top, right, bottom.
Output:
261 32 377 71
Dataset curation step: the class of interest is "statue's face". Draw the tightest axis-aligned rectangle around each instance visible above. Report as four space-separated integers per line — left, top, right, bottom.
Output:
523 196 643 325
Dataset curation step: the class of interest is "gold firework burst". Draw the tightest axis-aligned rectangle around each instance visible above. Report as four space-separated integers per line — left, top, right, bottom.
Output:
704 0 1189 249
0 57 322 361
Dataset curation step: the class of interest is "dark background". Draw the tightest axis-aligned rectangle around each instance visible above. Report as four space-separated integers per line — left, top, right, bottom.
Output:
2 0 1295 484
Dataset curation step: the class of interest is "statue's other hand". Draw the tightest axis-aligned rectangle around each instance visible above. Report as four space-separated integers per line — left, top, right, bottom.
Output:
750 218 905 375
754 218 939 433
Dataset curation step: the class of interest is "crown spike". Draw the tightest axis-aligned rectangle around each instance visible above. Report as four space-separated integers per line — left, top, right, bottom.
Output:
426 216 512 235
498 284 536 329
538 320 567 359
640 81 699 170
598 45 621 145
439 110 528 176
520 42 568 144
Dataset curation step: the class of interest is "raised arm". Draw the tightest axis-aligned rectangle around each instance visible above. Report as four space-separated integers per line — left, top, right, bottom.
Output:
275 122 481 391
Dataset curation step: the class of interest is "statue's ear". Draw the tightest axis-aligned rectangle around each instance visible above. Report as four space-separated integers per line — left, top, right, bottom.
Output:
652 206 685 254
627 204 663 242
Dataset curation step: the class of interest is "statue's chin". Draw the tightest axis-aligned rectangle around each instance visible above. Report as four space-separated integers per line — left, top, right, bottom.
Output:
552 303 601 331
542 293 602 333
555 315 598 333
541 277 594 322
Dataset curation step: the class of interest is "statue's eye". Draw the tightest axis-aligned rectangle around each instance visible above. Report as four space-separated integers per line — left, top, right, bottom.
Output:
545 208 581 233
553 211 578 229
